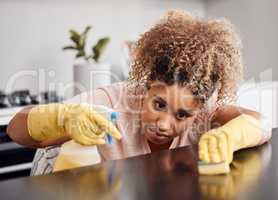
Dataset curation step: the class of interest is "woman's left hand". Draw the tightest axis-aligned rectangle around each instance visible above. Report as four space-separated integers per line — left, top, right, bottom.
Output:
198 128 234 164
199 114 263 166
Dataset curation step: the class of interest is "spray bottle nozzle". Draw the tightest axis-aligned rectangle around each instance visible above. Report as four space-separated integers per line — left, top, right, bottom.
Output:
107 111 120 144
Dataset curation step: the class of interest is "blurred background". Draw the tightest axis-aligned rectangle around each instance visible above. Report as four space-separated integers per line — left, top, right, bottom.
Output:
0 0 277 180
0 0 277 91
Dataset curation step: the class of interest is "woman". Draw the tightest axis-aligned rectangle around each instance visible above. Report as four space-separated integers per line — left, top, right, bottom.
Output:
7 10 271 175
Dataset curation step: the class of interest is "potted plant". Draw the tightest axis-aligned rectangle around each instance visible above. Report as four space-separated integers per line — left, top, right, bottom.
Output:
63 26 111 95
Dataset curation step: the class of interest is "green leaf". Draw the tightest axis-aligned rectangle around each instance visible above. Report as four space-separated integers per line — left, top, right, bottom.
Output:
62 46 77 51
79 36 86 49
82 26 91 36
69 29 81 45
69 29 80 35
92 37 110 62
79 26 91 49
75 51 86 58
69 29 80 37
70 35 80 45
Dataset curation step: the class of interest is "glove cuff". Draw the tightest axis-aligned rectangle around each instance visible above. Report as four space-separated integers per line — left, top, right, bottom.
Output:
27 103 67 142
220 114 263 151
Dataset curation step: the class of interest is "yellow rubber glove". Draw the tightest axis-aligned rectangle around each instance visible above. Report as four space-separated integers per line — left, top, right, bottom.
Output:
198 114 262 172
27 103 121 145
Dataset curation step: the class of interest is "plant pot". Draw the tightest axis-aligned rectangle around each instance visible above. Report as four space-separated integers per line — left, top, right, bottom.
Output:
73 61 111 95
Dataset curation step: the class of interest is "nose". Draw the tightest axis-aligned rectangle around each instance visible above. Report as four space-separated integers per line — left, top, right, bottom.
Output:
157 115 173 132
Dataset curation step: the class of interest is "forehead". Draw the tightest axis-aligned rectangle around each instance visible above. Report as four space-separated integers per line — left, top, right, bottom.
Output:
146 82 199 110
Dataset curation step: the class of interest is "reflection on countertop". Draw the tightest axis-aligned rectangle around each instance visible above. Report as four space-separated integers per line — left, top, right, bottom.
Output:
199 143 271 200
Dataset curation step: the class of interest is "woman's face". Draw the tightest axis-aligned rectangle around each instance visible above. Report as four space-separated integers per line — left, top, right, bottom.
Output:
141 82 201 145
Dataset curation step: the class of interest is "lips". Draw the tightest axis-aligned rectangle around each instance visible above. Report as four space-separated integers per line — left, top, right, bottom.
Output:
147 127 170 138
155 132 169 138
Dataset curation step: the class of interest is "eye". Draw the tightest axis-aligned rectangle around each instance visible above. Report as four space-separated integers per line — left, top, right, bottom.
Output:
153 100 166 111
176 109 191 120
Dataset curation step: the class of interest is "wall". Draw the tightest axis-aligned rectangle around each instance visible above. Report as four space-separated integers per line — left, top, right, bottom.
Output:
206 0 278 128
206 0 278 81
0 0 205 96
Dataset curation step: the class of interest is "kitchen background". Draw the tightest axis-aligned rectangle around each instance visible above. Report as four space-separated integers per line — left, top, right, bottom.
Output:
0 0 277 180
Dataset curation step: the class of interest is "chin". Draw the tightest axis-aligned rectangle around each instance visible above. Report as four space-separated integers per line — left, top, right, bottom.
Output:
146 133 170 145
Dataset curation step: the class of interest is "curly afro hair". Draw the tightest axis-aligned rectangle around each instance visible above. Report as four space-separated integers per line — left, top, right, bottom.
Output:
127 10 243 107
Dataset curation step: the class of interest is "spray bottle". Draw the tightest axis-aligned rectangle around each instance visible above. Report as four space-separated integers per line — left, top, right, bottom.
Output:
53 105 120 172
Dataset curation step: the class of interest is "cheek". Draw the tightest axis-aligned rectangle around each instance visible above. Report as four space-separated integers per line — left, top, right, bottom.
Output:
175 118 195 134
141 100 157 123
141 108 157 124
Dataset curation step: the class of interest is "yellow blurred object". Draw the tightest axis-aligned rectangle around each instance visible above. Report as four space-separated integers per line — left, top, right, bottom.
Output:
27 103 121 145
77 166 123 200
53 140 101 172
198 114 262 175
199 145 269 200
33 159 123 200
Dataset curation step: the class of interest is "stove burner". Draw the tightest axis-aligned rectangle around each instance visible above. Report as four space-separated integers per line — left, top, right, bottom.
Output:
0 90 62 108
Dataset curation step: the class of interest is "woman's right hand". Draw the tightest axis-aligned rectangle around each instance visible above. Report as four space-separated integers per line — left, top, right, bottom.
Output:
62 104 121 145
27 103 122 146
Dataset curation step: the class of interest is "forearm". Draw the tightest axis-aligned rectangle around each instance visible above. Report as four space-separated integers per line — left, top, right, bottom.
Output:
212 105 260 126
233 109 272 145
7 106 70 148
